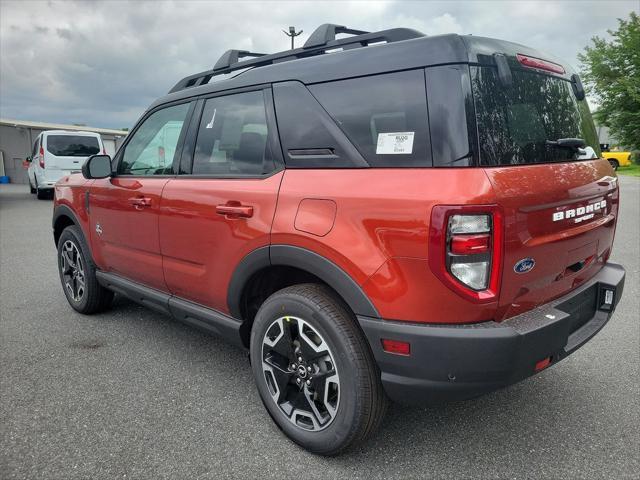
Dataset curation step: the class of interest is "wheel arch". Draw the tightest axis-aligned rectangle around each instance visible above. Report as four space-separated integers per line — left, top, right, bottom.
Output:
229 245 380 347
52 205 80 247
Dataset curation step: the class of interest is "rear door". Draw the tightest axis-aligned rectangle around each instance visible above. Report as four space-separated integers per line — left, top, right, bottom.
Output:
89 101 194 291
44 133 101 174
468 63 619 320
159 88 284 314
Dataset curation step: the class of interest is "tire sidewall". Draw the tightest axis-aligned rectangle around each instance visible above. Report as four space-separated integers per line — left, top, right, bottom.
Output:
250 289 365 452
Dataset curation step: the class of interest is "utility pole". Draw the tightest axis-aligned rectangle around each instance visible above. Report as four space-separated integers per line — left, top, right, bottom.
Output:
283 26 303 50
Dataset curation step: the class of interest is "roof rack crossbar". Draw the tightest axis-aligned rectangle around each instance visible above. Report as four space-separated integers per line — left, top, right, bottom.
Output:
168 25 424 94
303 24 369 49
213 49 267 72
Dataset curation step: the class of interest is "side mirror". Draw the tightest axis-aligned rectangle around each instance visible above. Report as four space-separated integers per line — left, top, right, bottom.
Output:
26 156 32 162
82 154 112 179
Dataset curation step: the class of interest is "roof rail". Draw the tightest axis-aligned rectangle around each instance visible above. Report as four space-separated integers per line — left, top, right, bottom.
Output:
168 24 424 94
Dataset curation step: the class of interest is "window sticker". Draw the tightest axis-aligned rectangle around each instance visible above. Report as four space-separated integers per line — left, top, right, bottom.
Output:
206 108 217 129
376 132 414 154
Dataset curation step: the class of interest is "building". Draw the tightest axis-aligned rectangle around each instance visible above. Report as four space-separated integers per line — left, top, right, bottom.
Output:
0 118 128 184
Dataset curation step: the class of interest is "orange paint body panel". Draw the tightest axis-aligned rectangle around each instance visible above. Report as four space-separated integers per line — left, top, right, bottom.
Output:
273 168 498 323
158 173 283 313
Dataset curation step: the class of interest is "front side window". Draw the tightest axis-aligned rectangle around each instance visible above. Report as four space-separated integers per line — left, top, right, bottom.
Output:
191 90 274 176
471 66 600 166
309 70 431 167
46 135 100 157
32 137 40 157
119 102 191 175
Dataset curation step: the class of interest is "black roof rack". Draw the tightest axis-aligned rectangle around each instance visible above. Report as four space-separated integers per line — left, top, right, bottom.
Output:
168 23 424 93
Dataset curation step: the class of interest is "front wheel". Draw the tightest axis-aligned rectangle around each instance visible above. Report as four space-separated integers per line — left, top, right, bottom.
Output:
57 226 113 314
250 284 387 455
608 159 619 170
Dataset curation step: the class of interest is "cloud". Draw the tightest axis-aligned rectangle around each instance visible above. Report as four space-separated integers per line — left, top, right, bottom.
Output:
0 0 636 128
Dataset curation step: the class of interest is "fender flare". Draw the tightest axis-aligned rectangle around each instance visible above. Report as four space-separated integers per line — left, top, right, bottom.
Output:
227 245 379 319
52 205 81 243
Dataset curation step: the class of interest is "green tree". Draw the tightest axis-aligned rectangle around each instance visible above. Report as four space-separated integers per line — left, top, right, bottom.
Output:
578 12 640 151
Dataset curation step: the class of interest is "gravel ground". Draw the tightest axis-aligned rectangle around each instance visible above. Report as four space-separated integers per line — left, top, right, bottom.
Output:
1 178 638 479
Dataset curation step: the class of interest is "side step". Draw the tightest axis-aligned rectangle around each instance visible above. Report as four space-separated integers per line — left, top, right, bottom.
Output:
95 271 244 348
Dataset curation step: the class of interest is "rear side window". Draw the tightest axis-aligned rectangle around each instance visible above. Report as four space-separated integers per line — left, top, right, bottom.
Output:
309 70 431 167
471 66 600 166
46 135 100 157
192 90 275 176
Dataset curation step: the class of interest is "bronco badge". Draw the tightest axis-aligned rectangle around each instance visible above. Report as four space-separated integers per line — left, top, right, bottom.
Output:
514 258 535 274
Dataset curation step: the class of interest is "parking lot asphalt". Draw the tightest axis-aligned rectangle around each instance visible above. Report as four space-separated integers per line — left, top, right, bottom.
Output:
1 178 638 480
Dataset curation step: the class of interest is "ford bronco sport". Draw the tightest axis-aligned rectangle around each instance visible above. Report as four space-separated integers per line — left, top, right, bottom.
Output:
53 24 625 455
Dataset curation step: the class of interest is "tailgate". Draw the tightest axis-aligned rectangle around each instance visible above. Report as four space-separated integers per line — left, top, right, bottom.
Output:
484 159 619 321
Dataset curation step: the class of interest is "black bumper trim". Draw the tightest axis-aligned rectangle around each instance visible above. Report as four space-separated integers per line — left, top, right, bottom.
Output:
357 262 625 405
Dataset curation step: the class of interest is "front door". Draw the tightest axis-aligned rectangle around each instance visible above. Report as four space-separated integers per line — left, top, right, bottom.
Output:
159 89 284 313
89 101 193 291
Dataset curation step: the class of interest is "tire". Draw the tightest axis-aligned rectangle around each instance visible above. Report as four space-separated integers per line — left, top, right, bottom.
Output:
35 178 49 200
250 283 387 455
608 159 619 171
57 225 114 314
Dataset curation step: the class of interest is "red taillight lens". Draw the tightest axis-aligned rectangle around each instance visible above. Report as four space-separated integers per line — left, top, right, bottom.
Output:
429 205 504 302
381 339 410 356
450 234 491 255
39 146 45 168
516 53 565 74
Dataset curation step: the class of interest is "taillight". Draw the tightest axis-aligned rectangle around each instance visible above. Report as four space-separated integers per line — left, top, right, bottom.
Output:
39 146 45 168
516 53 565 74
429 205 503 302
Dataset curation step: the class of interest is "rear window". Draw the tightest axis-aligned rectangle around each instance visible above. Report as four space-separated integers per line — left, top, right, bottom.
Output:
471 66 600 166
46 135 100 157
309 70 431 167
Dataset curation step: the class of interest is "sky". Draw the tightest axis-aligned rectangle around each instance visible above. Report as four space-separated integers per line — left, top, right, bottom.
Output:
0 0 637 129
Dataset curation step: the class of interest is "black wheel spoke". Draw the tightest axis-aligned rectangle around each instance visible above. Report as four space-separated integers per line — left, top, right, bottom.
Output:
270 319 296 361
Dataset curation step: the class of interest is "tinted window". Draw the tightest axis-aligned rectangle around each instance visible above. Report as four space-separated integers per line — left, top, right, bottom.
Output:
273 81 366 168
309 70 431 167
119 102 190 175
32 137 40 157
471 66 600 166
426 65 476 167
46 135 100 157
192 90 274 176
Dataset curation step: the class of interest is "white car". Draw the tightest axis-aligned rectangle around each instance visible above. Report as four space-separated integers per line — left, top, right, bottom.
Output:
27 130 104 199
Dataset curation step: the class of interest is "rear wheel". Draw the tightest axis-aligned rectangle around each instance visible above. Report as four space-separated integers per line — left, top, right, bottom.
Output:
608 159 619 170
250 284 387 455
57 225 113 314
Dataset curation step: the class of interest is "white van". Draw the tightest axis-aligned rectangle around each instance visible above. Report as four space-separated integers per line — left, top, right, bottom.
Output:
27 130 104 199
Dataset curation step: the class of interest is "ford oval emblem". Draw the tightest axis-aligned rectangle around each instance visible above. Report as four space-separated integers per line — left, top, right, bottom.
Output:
514 258 535 274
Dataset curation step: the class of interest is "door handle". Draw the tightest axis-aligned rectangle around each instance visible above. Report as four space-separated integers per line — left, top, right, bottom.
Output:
129 197 152 209
216 202 253 218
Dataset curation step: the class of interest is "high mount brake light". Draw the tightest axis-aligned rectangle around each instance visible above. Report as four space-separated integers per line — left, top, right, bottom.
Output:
39 145 45 168
516 53 565 74
429 205 504 302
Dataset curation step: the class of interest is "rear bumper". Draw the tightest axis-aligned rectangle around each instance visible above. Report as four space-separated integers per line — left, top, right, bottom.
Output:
358 262 625 405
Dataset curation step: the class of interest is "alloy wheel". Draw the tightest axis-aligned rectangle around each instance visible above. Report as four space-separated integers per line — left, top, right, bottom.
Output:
261 316 340 431
60 240 85 302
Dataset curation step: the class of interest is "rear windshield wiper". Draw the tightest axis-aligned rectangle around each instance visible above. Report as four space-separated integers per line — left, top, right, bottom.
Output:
545 138 586 150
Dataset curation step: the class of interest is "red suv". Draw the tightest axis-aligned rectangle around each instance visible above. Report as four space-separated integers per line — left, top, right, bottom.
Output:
53 25 625 455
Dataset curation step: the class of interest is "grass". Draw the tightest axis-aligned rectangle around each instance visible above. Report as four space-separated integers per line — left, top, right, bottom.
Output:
616 164 640 177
